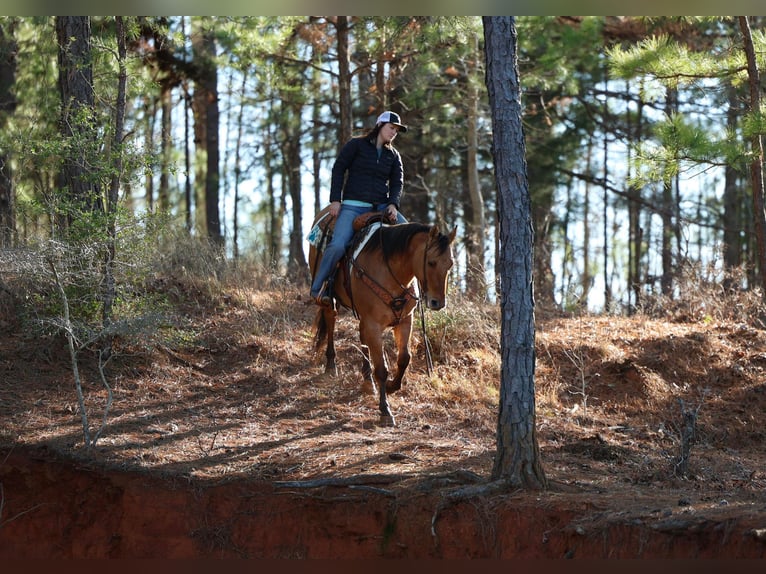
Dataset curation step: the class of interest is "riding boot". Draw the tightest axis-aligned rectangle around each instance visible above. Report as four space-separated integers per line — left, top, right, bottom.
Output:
314 281 332 307
323 268 340 309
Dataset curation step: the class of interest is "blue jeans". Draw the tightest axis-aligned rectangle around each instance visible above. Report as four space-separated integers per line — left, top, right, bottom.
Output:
310 203 407 295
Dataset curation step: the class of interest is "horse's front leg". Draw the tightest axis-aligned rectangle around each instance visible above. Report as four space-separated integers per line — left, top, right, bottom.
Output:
360 321 394 426
359 343 376 395
387 315 413 394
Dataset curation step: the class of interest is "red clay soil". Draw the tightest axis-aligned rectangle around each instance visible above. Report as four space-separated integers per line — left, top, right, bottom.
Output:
3 446 766 559
2 288 766 558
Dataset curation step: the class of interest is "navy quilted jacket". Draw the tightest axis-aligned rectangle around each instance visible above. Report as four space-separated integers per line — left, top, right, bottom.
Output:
329 136 404 208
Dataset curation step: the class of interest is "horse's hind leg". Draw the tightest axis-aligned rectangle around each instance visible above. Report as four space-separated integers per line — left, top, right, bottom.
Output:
323 306 338 376
387 317 413 394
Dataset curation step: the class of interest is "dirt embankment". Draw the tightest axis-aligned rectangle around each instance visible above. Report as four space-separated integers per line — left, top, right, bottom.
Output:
2 447 766 558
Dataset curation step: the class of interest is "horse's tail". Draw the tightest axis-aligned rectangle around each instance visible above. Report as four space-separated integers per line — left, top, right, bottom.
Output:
312 307 328 354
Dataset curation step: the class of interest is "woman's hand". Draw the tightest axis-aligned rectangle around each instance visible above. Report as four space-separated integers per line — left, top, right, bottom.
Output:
328 201 341 218
385 204 398 222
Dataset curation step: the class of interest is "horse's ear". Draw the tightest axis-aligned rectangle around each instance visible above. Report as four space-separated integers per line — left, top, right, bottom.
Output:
448 226 457 243
429 225 439 240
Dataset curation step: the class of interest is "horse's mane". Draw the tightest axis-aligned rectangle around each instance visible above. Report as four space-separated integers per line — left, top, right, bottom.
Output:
361 222 447 259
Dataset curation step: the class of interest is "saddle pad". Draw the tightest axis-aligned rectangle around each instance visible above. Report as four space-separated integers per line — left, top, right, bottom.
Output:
307 212 332 247
351 222 384 261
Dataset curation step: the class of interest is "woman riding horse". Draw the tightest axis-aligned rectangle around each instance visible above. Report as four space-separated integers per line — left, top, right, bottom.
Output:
310 111 409 306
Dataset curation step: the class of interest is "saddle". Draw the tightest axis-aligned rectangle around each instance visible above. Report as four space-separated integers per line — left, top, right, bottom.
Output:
352 210 389 232
309 210 389 247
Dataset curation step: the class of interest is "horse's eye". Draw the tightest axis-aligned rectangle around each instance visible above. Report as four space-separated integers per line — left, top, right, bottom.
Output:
428 260 437 268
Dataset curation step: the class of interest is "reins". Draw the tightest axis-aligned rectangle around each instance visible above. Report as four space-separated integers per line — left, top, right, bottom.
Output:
417 293 434 376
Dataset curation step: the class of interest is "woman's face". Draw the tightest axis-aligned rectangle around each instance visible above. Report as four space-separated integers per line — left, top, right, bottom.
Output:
380 123 400 143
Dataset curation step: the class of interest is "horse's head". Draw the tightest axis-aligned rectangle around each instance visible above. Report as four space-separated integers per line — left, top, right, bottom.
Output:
421 225 457 310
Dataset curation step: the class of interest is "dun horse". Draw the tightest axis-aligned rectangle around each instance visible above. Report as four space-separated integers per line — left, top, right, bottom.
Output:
308 206 457 426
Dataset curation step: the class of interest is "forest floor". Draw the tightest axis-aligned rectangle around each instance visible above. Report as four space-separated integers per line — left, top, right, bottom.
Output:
2 279 766 557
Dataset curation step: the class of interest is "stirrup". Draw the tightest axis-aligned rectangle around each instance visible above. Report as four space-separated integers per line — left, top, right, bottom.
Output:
312 282 332 307
315 293 332 307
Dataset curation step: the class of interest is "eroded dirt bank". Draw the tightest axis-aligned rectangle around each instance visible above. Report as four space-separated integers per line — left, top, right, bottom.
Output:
1 448 765 559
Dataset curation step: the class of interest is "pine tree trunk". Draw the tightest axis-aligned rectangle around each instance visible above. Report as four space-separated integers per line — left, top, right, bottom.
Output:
336 16 352 148
191 19 222 246
483 16 547 490
582 140 592 309
101 16 127 336
202 29 221 246
627 101 642 312
283 120 308 283
232 70 247 261
56 16 99 223
738 16 766 301
159 86 172 213
466 32 486 297
722 84 743 285
661 86 678 297
0 19 16 247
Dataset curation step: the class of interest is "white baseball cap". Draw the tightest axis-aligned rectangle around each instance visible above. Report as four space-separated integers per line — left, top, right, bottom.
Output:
376 111 408 132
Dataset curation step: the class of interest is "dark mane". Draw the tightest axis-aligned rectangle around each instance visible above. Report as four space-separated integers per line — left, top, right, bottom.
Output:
361 222 434 259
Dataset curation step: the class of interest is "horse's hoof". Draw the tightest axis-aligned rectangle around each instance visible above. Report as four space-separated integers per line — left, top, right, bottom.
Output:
362 380 377 395
377 414 396 427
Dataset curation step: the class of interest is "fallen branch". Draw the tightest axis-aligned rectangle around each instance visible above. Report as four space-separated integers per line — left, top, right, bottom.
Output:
273 469 484 491
273 474 407 489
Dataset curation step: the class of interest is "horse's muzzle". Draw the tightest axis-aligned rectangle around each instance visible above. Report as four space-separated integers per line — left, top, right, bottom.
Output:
426 298 445 311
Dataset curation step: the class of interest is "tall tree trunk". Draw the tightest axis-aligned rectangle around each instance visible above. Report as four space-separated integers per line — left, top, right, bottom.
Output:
582 140 593 309
374 26 386 110
183 79 192 230
232 70 247 261
661 87 678 297
56 16 99 226
335 16 352 148
101 16 127 342
738 16 766 300
465 32 486 297
311 54 322 214
483 16 547 490
142 94 156 213
264 113 280 269
723 84 744 288
282 112 308 283
191 18 222 247
0 18 17 247
628 89 644 311
201 28 221 246
600 66 611 311
560 175 572 304
181 17 192 232
159 84 171 213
